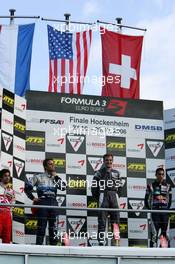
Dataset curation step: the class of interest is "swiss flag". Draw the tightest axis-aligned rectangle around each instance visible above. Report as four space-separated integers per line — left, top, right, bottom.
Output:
101 28 144 99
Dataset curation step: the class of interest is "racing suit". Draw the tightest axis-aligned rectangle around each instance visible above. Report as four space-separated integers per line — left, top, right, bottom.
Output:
0 183 15 243
25 172 66 245
144 180 172 247
91 167 124 244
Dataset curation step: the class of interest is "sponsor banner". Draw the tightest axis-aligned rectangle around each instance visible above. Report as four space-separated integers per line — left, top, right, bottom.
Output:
106 136 126 156
165 148 175 169
86 135 106 155
119 197 128 218
56 195 66 214
87 196 98 217
127 178 146 198
128 239 148 247
67 216 87 235
66 194 87 216
14 94 26 119
2 88 14 113
46 152 66 174
12 221 25 244
56 215 67 233
119 238 128 247
127 158 146 178
87 216 98 236
26 110 67 132
56 174 66 195
120 177 127 197
165 128 175 149
26 91 163 119
13 157 25 181
169 228 175 248
25 235 36 245
25 151 45 172
13 177 25 203
119 218 128 239
56 195 66 207
13 202 25 224
128 199 146 218
170 188 175 209
1 109 14 135
113 156 127 179
128 218 148 239
14 115 26 139
86 175 94 196
164 108 175 130
27 111 163 139
66 154 86 175
0 151 13 174
66 134 85 153
146 139 164 159
25 215 38 235
45 132 65 153
126 137 145 158
1 131 13 155
87 156 103 174
88 239 99 247
13 135 25 161
69 237 87 247
166 168 175 187
66 174 86 195
132 119 164 140
26 130 45 152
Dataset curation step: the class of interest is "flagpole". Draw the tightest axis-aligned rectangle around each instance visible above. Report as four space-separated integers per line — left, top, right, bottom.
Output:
0 9 40 24
97 19 147 32
9 9 15 25
64 13 71 32
116 17 122 33
41 17 94 26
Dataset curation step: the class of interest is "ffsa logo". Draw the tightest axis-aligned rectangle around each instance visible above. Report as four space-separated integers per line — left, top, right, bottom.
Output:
135 125 162 132
40 119 64 125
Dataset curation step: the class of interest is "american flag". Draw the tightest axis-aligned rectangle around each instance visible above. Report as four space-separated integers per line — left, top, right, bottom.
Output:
47 25 92 94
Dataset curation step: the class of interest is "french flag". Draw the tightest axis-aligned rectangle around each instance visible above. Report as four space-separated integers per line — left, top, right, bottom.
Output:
0 23 35 96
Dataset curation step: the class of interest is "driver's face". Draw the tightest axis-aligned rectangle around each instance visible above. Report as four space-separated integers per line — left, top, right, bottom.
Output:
104 156 113 169
45 160 55 172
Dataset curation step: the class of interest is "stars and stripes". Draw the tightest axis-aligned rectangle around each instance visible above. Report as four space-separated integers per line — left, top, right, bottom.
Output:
47 25 92 94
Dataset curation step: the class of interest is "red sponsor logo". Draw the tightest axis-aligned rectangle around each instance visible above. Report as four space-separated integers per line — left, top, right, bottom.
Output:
139 224 146 231
107 99 128 116
78 160 85 166
57 138 64 144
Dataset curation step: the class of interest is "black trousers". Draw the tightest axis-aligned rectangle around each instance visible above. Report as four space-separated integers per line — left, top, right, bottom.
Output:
150 212 169 247
36 197 58 245
98 191 120 242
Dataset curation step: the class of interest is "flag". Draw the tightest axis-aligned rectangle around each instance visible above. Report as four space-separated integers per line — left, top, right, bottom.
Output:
47 25 92 94
0 23 35 96
101 28 143 99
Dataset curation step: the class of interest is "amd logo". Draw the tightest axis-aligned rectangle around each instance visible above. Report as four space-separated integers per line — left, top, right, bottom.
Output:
135 125 162 131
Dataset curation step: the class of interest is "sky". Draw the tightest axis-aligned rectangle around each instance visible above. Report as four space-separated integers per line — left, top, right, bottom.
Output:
1 0 175 110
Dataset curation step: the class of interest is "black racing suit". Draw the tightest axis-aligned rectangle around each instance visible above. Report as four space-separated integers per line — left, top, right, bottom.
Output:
144 180 172 247
25 172 66 245
91 167 124 243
